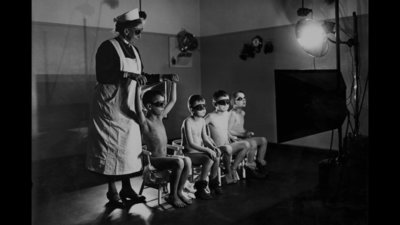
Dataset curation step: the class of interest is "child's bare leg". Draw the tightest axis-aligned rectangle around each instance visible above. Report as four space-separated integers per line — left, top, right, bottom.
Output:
245 138 258 167
200 157 213 181
187 154 213 199
250 137 268 166
230 141 250 170
210 154 220 180
151 157 186 208
209 153 223 195
177 156 193 204
220 145 235 184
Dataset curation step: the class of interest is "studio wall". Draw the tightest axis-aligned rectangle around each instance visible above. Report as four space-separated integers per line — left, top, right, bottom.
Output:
32 0 201 36
200 14 368 150
32 0 369 160
32 22 201 161
199 0 368 37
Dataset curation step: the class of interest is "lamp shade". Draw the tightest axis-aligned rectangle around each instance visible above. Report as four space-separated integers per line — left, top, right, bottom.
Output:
295 18 329 57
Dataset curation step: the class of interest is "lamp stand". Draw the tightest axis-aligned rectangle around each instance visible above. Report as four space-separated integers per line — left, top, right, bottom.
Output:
335 0 360 162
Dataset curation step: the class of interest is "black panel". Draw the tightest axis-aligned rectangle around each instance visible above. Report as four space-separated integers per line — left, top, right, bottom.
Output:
275 70 347 142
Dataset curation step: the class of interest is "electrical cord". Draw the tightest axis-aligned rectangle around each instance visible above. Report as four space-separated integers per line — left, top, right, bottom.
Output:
357 72 369 121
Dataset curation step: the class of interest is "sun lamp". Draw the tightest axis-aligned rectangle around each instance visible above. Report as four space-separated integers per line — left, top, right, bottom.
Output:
295 18 329 57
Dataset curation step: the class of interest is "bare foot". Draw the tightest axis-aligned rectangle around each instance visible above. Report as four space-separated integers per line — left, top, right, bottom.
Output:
178 192 193 205
257 159 267 166
232 169 240 181
184 181 196 193
246 162 257 169
166 196 186 208
225 173 237 184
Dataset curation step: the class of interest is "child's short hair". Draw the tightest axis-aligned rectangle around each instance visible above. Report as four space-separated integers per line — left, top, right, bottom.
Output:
232 90 245 99
188 94 205 111
212 90 229 101
143 89 164 106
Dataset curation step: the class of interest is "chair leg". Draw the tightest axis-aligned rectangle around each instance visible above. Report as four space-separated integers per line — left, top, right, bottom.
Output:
242 162 246 179
163 183 169 193
139 181 145 195
218 167 222 186
158 186 162 206
236 162 241 181
191 167 195 183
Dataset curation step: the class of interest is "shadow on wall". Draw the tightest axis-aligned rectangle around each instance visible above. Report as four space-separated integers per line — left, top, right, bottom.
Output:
32 74 96 161
34 74 96 132
32 74 110 199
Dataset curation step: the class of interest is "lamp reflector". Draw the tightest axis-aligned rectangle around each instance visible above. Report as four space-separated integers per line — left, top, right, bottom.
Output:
295 19 329 57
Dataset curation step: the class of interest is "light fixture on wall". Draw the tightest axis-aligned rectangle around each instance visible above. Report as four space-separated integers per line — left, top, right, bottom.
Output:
239 36 273 60
170 29 198 67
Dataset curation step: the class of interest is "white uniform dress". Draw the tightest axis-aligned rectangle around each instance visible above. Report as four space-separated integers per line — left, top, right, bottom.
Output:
86 38 143 175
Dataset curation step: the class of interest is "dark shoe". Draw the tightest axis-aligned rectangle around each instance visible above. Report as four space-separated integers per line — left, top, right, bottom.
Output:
194 180 212 200
245 166 266 179
256 161 269 175
106 191 125 208
209 178 223 195
259 167 269 177
211 186 223 195
119 189 146 203
195 189 213 200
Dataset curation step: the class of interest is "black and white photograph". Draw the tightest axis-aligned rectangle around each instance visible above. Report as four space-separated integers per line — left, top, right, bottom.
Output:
31 0 369 224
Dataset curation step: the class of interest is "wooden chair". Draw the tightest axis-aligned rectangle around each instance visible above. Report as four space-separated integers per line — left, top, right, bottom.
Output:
138 144 188 206
171 139 203 183
204 125 247 182
172 138 224 187
138 147 170 207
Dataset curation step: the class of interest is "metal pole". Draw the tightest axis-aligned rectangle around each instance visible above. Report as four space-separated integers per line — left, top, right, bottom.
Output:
353 12 360 136
335 0 343 158
335 0 341 73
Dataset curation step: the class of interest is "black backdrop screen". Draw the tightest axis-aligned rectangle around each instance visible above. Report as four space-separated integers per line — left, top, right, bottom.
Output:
275 69 347 143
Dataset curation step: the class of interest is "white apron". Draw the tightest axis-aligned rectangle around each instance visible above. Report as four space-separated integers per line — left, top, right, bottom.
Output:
86 39 143 175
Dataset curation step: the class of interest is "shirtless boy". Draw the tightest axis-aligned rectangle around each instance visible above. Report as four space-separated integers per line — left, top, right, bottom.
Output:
205 90 249 184
229 90 268 175
181 94 223 198
135 75 192 208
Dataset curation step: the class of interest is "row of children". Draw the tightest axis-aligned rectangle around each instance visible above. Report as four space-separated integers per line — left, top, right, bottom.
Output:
136 79 269 208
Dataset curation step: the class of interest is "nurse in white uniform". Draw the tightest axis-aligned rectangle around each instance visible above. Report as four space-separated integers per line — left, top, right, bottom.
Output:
86 8 169 207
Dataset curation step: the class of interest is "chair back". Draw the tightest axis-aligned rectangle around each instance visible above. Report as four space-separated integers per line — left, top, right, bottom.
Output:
140 146 170 186
169 139 184 156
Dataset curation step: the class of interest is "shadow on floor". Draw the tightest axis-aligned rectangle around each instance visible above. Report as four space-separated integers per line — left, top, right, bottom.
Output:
74 201 170 225
231 189 368 225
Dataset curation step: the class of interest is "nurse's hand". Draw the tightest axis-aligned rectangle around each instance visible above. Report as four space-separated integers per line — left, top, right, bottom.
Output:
129 73 147 85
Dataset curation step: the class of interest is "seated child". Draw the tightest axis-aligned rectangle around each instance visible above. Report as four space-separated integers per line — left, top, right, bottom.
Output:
135 76 192 208
229 90 269 175
181 94 223 199
204 90 249 184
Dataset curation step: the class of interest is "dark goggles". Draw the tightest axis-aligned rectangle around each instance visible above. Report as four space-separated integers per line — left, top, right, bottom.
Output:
191 104 206 111
152 101 165 107
215 99 230 106
236 97 246 101
130 28 143 35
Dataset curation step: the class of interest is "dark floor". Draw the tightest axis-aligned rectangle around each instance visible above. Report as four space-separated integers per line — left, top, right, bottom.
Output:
32 143 368 225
